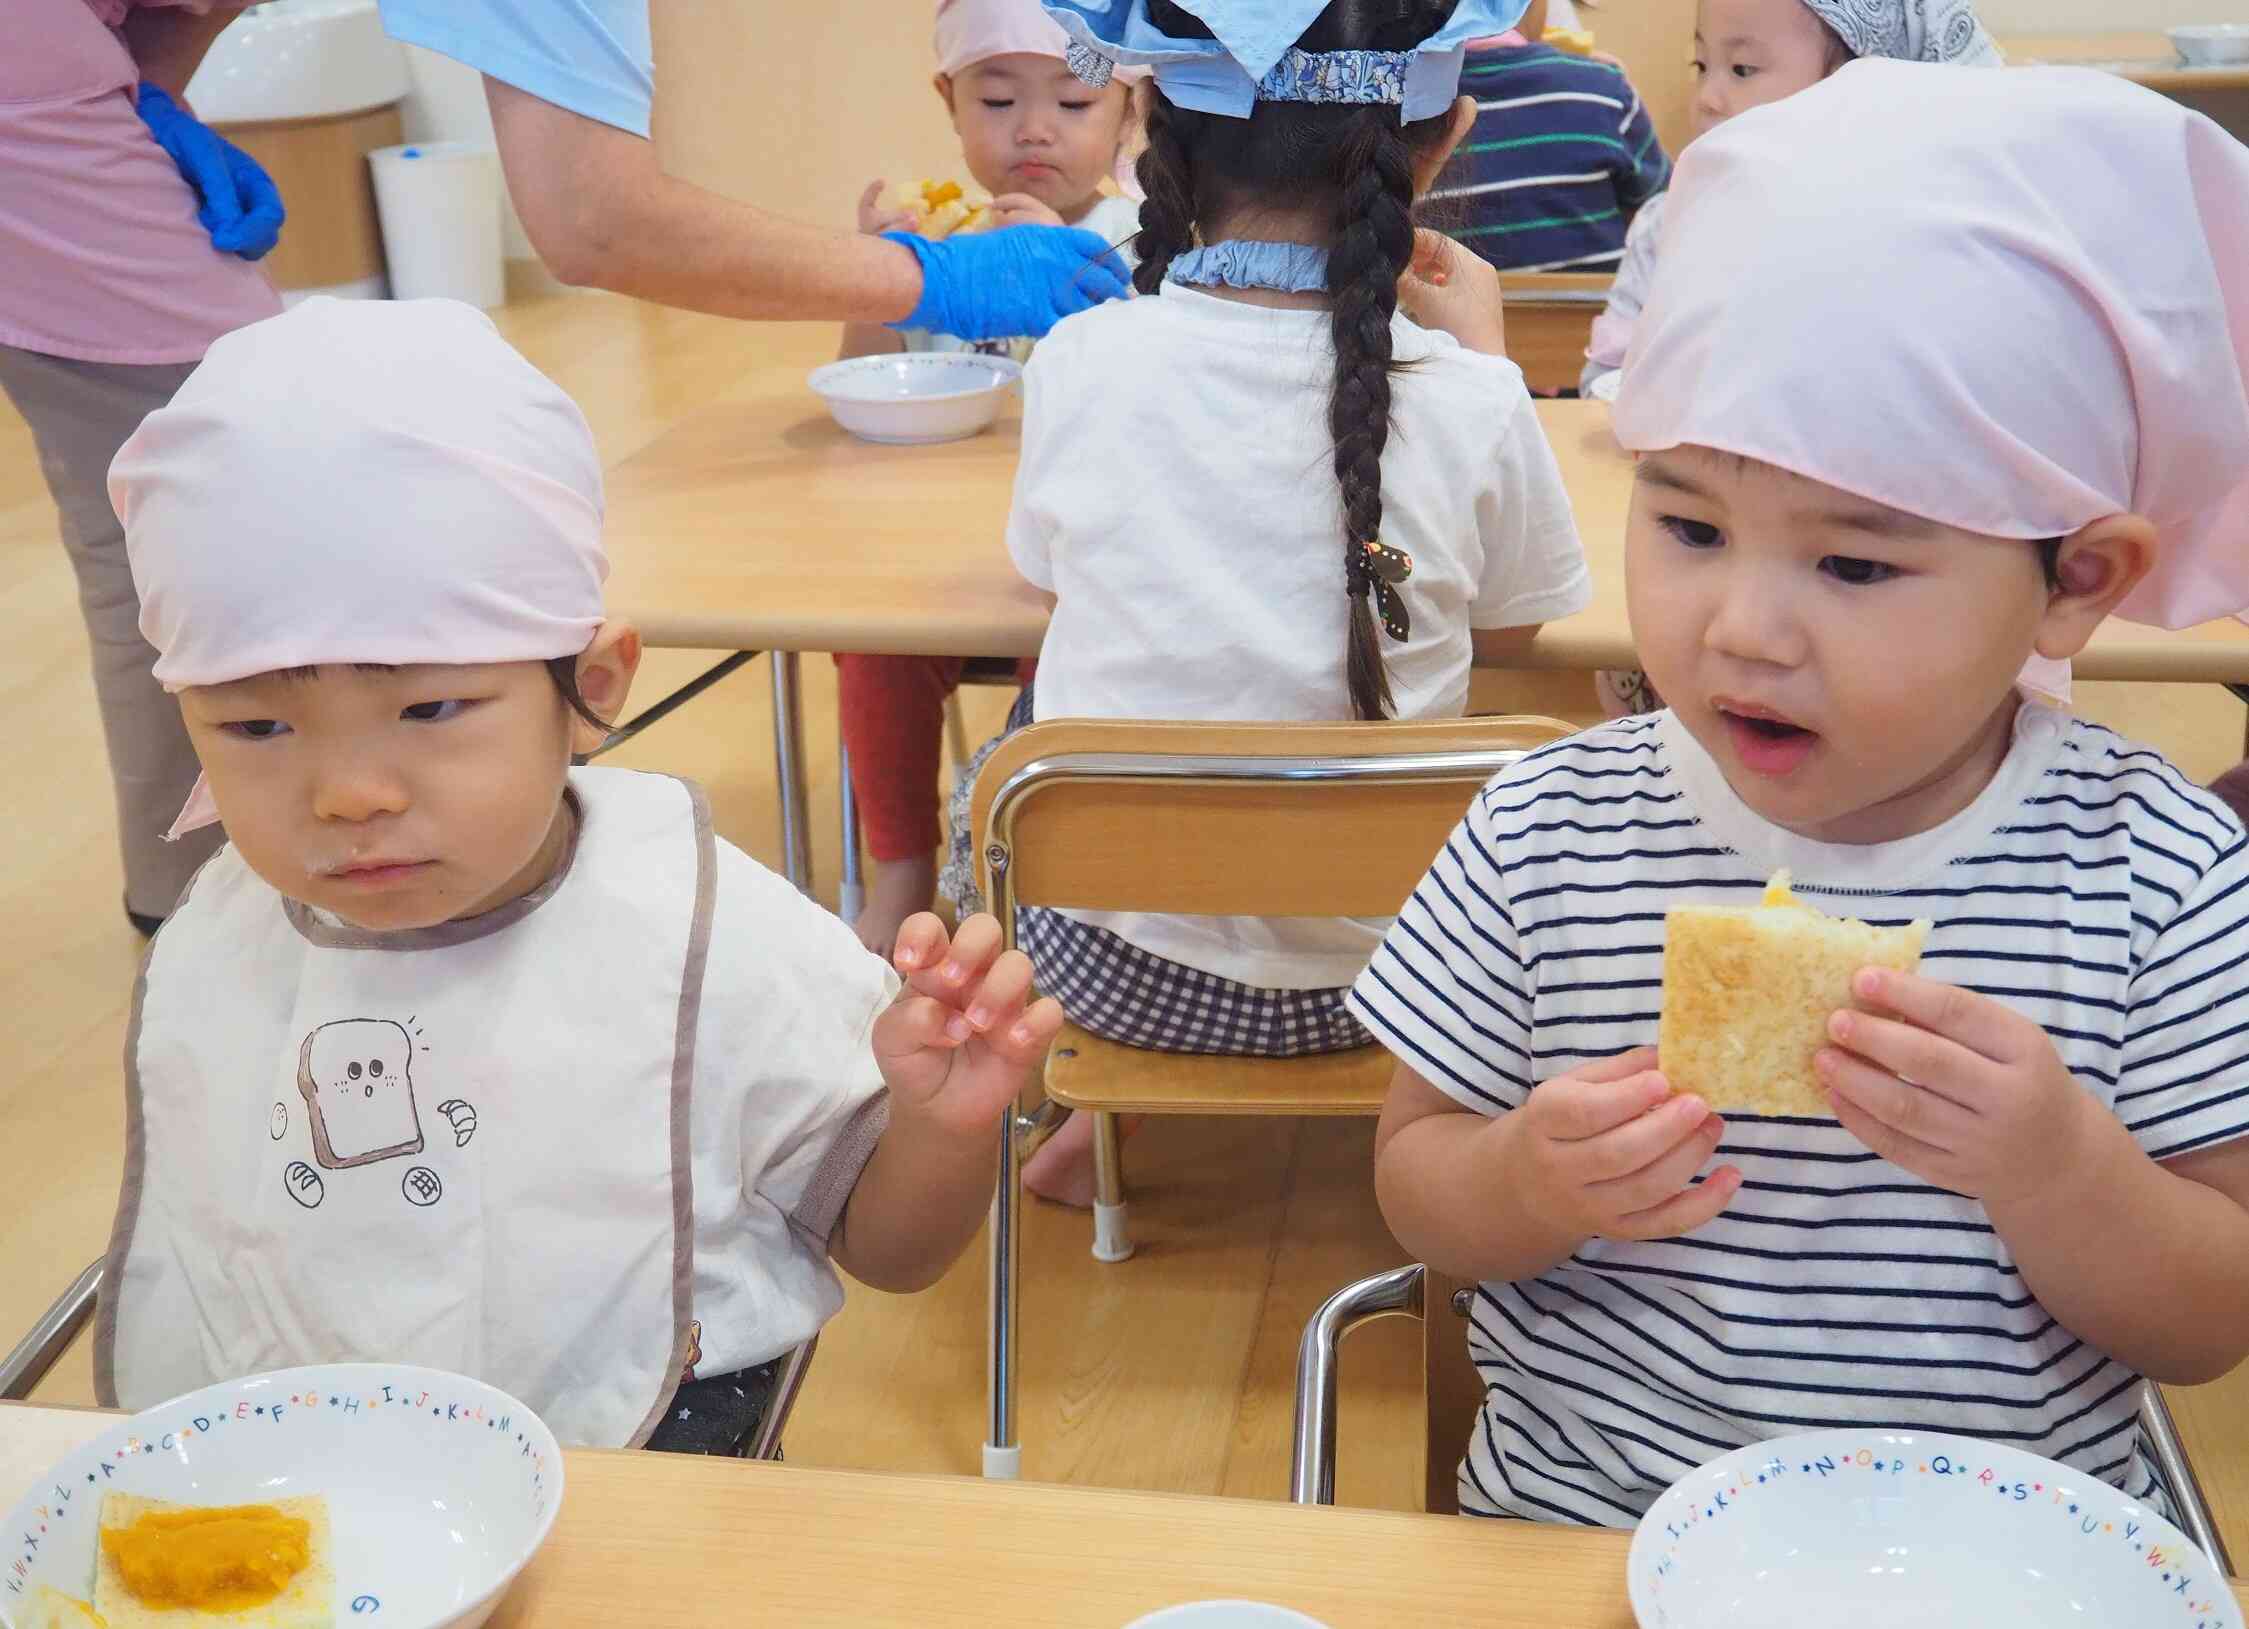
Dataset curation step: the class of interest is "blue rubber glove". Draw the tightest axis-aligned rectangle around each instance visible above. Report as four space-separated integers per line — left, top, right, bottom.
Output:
884 225 1130 342
135 84 286 261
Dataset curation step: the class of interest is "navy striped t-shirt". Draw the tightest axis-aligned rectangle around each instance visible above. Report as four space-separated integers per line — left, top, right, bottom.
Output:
1348 706 2249 1525
1429 44 1671 274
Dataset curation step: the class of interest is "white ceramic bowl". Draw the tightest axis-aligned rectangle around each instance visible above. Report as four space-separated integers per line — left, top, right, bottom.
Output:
2171 23 2249 65
1628 1429 2240 1629
3 1365 561 1629
1124 1605 1332 1629
807 353 1023 445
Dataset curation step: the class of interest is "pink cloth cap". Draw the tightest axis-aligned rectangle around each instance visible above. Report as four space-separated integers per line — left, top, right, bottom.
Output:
112 297 607 837
1613 61 2249 636
936 0 1147 79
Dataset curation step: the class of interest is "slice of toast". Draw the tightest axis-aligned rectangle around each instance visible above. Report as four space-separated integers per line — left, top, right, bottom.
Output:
1658 871 1929 1118
93 1495 333 1629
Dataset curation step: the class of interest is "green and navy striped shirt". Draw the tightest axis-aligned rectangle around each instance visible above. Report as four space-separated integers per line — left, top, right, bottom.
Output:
1430 44 1671 274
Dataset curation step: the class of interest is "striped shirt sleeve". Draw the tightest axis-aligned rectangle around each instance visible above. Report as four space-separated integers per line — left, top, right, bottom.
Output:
1348 780 1538 1113
2115 824 2249 1160
1614 88 1670 213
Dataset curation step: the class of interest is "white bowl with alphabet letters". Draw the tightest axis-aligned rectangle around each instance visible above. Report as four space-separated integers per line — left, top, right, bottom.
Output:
1627 1428 2240 1629
2 1363 560 1629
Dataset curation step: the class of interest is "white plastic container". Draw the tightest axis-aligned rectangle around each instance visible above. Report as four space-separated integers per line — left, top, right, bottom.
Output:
369 140 505 307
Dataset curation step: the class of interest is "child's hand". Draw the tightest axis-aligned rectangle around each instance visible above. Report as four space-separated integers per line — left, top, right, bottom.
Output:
1818 969 2108 1206
985 192 1068 231
1508 1047 1741 1241
1397 229 1507 356
858 179 919 237
872 912 1065 1140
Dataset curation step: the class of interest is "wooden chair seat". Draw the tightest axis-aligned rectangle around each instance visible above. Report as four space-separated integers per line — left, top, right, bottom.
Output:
1043 1023 1391 1118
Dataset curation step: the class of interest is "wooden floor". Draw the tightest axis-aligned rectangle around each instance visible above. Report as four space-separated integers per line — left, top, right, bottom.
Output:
2 292 2243 1549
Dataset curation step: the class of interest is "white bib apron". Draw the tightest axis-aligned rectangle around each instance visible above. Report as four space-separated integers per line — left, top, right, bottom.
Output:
95 768 714 1448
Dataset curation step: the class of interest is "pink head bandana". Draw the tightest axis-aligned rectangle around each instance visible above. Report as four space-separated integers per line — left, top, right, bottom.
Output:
1614 62 2249 641
112 297 608 838
936 0 1148 79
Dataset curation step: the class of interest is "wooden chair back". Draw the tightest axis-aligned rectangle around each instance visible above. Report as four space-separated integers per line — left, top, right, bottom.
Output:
970 716 1577 926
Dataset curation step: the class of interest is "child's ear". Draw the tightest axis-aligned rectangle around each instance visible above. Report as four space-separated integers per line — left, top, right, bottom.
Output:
570 621 643 756
933 71 958 118
2032 515 2155 664
1413 95 1478 196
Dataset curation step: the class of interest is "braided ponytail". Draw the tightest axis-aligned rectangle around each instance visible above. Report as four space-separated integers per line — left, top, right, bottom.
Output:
1132 94 1200 296
1326 111 1419 722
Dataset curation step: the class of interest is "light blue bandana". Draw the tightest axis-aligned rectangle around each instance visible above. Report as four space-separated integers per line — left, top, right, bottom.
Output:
1044 0 1530 121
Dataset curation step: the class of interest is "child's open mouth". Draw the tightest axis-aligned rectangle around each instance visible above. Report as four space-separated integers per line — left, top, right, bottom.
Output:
1715 701 1820 777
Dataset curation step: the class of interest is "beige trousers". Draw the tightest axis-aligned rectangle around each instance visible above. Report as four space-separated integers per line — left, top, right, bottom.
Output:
0 345 222 919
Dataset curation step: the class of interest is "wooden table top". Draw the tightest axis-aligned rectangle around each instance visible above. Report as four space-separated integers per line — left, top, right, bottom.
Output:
1999 30 2249 91
0 1401 1642 1626
602 333 2249 685
10 1400 2245 1626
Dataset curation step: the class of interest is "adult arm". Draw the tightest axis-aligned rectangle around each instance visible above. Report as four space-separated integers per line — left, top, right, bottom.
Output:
487 79 924 323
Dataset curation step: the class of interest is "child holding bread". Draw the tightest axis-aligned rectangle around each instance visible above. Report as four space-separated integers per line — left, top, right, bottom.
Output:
1354 64 2249 1524
92 298 1064 1455
834 0 1145 955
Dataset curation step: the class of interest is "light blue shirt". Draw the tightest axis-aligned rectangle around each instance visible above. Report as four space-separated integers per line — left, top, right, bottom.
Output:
380 0 654 138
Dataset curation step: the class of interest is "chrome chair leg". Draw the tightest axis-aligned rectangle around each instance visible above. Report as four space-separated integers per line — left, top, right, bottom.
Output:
0 1261 103 1402
2142 1382 2235 1577
1289 1264 1426 1507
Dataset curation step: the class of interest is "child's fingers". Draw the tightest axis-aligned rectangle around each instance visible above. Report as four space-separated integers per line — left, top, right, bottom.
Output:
859 179 888 211
873 993 966 1062
1825 1006 1989 1109
1530 1068 1672 1142
1586 1111 1725 1213
891 913 952 976
956 948 1037 1035
1566 1091 1716 1182
1849 969 2022 1063
1572 1045 1662 1084
1612 1163 1741 1242
1816 1048 1973 1153
903 912 1003 1003
984 995 1065 1064
1826 1083 1950 1179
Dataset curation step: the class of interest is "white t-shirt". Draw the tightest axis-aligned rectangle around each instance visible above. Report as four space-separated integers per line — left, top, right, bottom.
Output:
901 194 1145 364
1350 707 2249 1524
1008 282 1591 988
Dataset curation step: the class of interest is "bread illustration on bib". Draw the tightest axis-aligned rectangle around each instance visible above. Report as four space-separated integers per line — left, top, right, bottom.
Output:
1659 871 1930 1118
296 1018 425 1169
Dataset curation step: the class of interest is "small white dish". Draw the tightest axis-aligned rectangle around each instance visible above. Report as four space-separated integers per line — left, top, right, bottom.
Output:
1628 1428 2241 1629
1124 1605 1332 1629
2170 23 2249 65
3 1364 561 1629
807 352 1023 445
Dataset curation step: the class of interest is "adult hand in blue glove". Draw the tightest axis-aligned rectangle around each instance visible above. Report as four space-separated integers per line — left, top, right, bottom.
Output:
135 84 286 261
883 225 1129 342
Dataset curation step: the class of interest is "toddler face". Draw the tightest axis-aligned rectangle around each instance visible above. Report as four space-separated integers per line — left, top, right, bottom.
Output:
179 661 580 931
1692 0 1847 139
941 53 1133 220
1625 447 2053 845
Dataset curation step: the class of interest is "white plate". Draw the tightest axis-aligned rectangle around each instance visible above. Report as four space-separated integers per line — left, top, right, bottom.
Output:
807 352 1023 445
2170 23 2249 65
3 1365 561 1629
1628 1429 2241 1629
1124 1605 1331 1628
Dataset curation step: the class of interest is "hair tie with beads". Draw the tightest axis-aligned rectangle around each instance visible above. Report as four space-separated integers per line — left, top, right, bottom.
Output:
1349 537 1414 642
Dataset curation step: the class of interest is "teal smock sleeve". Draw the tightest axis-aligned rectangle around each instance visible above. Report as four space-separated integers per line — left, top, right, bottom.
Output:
379 0 654 137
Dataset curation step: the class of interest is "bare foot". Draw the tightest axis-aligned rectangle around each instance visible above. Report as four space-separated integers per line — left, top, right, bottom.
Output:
852 855 938 955
1021 1110 1144 1210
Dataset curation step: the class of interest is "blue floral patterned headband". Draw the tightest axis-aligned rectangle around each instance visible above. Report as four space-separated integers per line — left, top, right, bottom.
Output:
1044 0 1530 121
